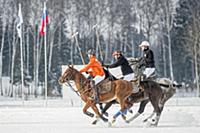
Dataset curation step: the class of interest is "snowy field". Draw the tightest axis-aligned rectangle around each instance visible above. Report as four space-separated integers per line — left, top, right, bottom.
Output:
0 98 200 133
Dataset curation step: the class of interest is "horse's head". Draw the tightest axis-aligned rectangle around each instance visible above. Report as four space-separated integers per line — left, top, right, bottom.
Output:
127 58 142 77
58 65 77 84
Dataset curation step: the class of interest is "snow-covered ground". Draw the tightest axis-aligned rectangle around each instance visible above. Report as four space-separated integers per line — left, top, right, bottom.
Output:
0 98 200 133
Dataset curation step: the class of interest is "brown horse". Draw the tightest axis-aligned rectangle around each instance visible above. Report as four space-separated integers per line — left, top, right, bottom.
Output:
100 58 181 126
103 78 164 127
58 65 133 124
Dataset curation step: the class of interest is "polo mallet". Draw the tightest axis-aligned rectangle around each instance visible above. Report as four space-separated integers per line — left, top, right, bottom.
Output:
71 32 86 65
92 24 104 64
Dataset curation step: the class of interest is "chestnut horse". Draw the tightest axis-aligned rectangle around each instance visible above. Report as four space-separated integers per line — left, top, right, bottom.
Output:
100 58 181 126
58 65 133 124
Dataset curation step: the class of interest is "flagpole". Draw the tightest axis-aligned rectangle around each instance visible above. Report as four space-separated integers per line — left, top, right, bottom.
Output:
20 31 24 105
45 27 47 105
18 3 24 105
44 1 48 106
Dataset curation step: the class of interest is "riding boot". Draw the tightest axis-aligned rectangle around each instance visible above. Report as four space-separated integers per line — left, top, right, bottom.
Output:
90 80 99 104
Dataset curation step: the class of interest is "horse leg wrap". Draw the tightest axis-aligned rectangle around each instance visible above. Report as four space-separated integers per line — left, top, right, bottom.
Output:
113 111 122 119
123 108 128 115
84 111 94 117
100 115 108 122
113 108 128 119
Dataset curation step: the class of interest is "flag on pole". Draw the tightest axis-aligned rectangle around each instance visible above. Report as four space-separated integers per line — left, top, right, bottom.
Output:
40 2 49 36
16 3 23 38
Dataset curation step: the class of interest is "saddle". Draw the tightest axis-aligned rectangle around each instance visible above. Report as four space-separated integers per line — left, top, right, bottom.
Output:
147 72 157 80
92 68 117 94
96 78 112 94
128 78 148 102
103 68 117 81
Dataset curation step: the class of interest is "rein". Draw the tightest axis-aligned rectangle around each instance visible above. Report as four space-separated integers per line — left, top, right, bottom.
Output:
63 69 92 97
65 81 80 96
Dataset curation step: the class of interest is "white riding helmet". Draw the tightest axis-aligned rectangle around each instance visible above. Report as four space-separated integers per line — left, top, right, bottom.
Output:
139 41 150 47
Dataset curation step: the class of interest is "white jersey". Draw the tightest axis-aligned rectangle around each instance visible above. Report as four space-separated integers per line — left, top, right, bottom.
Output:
143 68 155 78
123 73 135 81
93 75 105 85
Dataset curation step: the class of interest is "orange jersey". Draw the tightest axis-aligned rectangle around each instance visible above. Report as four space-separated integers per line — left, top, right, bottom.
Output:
80 56 104 77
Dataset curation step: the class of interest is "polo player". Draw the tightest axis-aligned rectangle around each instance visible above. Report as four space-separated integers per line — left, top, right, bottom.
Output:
80 49 105 103
139 41 156 79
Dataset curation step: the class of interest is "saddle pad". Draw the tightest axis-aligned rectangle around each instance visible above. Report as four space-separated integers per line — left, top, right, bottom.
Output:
132 83 139 93
96 79 112 94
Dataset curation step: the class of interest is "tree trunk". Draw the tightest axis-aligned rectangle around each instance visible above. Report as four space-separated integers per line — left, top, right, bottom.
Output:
162 38 167 77
33 25 37 97
9 22 17 97
167 31 174 81
166 1 174 81
194 38 199 97
48 31 55 72
0 16 6 96
26 28 30 76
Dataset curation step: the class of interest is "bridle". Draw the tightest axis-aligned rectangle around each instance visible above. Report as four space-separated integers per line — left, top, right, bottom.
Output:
62 69 80 96
62 69 92 97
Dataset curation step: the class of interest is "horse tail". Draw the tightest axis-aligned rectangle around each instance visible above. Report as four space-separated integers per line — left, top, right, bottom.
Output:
173 84 182 88
159 83 170 88
159 83 182 88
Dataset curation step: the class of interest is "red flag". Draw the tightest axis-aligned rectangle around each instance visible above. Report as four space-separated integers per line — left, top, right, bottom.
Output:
40 2 48 36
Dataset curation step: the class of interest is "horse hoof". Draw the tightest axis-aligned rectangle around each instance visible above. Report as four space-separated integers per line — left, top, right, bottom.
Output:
143 119 158 127
92 120 97 125
100 116 108 122
103 118 108 122
125 120 130 124
129 109 133 114
149 119 158 127
147 122 157 127
150 123 158 127
111 118 116 124
143 119 148 122
122 115 127 121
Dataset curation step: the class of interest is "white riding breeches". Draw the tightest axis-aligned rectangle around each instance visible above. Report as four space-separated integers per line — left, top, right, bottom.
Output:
143 68 155 78
93 75 105 85
123 73 135 81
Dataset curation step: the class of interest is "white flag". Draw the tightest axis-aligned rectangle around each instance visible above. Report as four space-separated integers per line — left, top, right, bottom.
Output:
16 3 23 38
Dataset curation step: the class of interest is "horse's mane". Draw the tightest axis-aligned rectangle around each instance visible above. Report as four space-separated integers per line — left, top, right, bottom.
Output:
69 67 87 80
